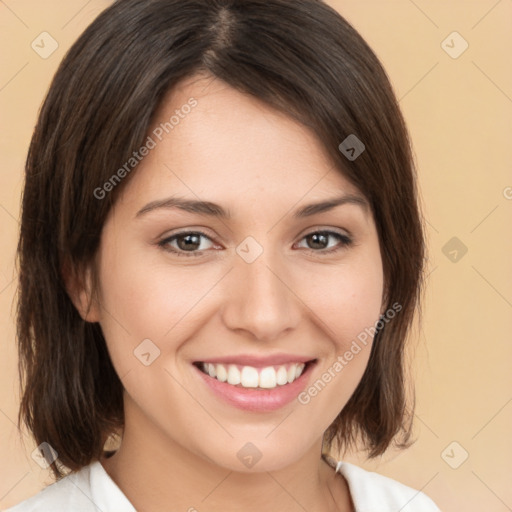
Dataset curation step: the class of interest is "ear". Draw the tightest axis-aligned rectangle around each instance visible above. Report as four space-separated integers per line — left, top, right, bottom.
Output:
61 258 101 323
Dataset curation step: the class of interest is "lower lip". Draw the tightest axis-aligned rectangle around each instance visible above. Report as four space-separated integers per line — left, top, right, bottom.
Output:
193 362 316 412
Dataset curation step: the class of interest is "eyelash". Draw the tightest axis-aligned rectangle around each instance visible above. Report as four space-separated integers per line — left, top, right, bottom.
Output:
157 229 353 257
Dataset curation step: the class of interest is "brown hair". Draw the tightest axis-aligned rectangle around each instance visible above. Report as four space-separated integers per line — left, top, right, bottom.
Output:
16 0 425 480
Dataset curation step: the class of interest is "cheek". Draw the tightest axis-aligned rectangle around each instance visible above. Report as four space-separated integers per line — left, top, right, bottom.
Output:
306 254 384 350
296 248 383 405
296 269 383 419
95 239 223 370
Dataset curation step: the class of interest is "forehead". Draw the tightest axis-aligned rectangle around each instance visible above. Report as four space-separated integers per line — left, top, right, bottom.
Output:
116 73 364 213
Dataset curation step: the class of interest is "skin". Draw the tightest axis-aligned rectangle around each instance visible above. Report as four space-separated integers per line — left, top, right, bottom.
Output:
70 73 385 512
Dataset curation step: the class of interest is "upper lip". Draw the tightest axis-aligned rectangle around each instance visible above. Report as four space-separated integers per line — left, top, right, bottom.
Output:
195 353 317 367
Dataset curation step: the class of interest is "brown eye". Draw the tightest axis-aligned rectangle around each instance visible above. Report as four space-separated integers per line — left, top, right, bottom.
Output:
158 231 215 257
296 230 352 253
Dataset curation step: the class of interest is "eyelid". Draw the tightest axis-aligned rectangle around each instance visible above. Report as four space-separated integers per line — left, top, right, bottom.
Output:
294 230 353 252
298 225 353 239
157 226 353 257
157 229 218 256
159 225 352 243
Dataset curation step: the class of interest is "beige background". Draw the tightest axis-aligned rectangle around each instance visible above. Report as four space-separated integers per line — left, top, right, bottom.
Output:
1 1 511 510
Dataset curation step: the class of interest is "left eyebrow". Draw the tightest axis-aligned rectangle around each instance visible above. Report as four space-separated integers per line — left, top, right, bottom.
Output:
134 193 369 220
294 194 369 218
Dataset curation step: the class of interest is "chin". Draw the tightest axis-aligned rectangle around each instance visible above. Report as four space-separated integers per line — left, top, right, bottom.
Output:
193 434 316 474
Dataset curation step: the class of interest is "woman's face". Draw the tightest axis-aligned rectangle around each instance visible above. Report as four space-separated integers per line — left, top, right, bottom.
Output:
87 74 385 471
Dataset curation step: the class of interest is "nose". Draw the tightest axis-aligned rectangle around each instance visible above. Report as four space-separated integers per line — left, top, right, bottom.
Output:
220 247 302 342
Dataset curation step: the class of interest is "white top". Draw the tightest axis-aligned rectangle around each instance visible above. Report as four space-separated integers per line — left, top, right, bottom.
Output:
5 459 441 511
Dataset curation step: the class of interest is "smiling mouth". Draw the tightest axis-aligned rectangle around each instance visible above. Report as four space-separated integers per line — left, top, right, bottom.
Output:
193 360 317 389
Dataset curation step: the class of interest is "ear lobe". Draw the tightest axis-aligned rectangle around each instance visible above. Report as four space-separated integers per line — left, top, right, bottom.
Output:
61 258 101 323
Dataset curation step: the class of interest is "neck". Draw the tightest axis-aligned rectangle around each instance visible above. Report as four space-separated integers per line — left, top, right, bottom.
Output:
100 401 354 512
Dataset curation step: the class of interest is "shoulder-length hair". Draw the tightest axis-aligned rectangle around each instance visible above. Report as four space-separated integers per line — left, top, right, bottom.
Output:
16 0 425 480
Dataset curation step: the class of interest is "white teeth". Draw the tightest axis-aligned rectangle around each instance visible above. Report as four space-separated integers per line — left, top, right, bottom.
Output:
216 364 227 382
241 366 259 387
276 366 288 385
259 366 277 388
199 362 308 389
227 364 241 385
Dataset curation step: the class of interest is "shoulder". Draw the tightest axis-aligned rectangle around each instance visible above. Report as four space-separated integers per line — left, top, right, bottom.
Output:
4 461 135 512
338 461 441 512
4 468 93 512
